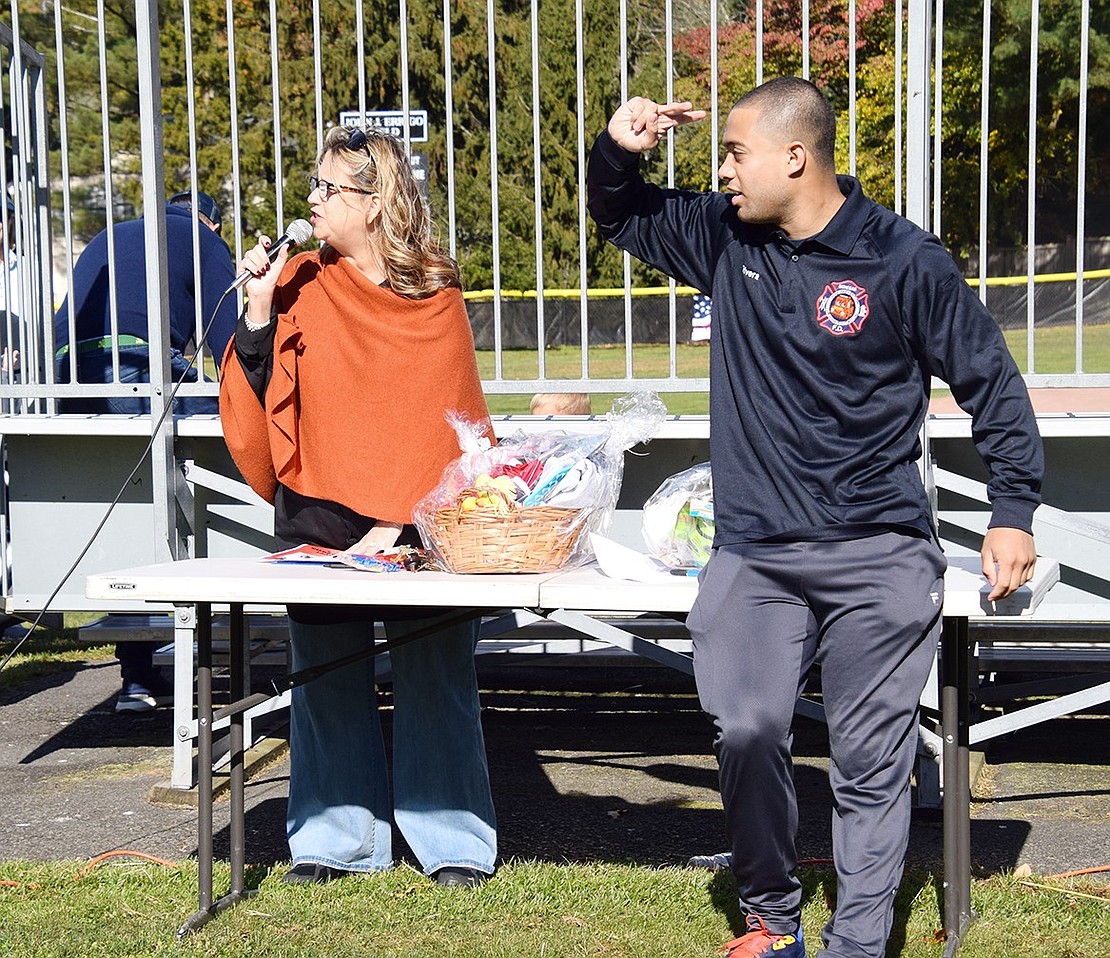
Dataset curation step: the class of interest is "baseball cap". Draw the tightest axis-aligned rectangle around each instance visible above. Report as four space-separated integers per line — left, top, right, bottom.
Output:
168 190 222 230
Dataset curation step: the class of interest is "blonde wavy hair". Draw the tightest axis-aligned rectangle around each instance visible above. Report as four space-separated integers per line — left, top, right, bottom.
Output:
317 126 460 298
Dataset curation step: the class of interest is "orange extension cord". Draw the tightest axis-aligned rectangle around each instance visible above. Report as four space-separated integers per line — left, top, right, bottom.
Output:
1 850 180 889
74 850 180 878
1045 865 1110 879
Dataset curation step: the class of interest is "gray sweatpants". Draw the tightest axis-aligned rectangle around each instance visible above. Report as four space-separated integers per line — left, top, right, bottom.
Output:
687 532 946 958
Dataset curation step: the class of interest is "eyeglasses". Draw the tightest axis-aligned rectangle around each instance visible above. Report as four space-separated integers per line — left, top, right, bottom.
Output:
307 175 373 201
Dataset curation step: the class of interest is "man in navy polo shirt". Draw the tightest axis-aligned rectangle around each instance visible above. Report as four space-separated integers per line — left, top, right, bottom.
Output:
588 78 1042 958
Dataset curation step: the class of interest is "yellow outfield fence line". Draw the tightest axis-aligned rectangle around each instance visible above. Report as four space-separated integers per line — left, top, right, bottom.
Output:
966 268 1110 287
463 268 1110 301
463 286 701 300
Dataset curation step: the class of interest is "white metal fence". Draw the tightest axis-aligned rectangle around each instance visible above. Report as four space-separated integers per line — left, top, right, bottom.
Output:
0 0 1106 632
0 0 1103 413
0 19 50 410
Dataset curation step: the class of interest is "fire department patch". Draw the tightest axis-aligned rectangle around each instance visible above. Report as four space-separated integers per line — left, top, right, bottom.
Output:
815 279 870 336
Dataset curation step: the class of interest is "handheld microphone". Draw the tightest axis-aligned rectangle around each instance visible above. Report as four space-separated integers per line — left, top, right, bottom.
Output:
230 218 313 291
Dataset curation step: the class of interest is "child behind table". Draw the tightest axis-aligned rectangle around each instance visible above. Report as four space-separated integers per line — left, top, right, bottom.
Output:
529 393 592 416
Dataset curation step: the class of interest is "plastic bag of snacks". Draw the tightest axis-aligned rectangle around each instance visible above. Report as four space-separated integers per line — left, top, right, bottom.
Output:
641 462 715 569
414 392 667 573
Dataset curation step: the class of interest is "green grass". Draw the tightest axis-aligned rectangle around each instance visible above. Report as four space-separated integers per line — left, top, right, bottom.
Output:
477 324 1110 416
0 616 112 690
1012 322 1110 375
0 859 1105 957
477 343 711 416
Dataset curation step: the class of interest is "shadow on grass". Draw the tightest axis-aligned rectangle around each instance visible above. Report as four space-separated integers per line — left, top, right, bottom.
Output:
65 659 1051 920
890 868 936 958
706 870 744 935
198 666 851 875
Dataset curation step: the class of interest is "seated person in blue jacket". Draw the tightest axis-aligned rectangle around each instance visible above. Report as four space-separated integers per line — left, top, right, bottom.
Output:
54 189 237 416
53 190 238 711
1 195 31 381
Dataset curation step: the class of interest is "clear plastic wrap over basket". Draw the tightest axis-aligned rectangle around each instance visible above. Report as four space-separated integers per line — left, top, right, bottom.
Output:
414 392 667 573
641 462 715 569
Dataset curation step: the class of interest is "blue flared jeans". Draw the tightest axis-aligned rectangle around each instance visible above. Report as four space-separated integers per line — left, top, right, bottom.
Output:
286 612 497 875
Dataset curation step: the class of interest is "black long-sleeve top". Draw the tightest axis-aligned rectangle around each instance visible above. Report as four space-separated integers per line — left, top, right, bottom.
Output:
587 131 1043 545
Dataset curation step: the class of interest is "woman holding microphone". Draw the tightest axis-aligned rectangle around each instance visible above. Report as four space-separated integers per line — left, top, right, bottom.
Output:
220 126 497 888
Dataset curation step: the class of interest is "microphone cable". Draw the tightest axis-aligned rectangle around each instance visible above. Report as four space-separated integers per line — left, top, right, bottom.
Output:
0 284 238 674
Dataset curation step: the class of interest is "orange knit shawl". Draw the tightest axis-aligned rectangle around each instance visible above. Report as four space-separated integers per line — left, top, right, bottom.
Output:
219 251 492 524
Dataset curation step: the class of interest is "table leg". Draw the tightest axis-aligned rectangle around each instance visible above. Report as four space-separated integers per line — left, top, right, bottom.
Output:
171 608 197 789
941 615 975 957
207 603 254 919
177 603 213 939
229 604 247 895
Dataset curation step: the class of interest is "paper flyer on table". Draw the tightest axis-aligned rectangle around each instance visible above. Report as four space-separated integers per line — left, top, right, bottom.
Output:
589 533 684 583
262 544 415 573
262 544 343 563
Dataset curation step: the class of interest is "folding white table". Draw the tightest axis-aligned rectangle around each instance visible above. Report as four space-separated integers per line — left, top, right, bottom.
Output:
87 558 558 936
86 553 1059 953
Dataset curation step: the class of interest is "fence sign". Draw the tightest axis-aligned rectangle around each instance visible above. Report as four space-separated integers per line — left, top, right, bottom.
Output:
339 109 428 142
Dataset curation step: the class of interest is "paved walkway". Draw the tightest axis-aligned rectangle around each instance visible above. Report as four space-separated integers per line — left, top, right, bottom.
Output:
929 387 1110 415
1 656 1108 878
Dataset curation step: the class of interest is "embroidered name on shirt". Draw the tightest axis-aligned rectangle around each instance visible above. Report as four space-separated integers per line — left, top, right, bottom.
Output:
815 279 870 336
741 264 761 281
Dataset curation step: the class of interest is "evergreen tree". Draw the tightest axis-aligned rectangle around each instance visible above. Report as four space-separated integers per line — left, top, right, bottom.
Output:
12 0 1108 286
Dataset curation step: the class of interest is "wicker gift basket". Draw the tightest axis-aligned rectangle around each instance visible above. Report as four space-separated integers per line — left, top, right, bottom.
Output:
429 486 583 573
414 393 667 574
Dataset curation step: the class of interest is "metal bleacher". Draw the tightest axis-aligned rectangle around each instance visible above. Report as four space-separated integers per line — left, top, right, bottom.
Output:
0 1 1107 799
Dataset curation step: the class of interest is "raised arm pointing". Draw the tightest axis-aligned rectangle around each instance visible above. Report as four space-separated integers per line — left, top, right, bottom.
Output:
606 97 707 153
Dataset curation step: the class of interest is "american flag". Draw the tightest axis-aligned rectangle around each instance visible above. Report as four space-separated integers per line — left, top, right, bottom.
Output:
690 293 712 342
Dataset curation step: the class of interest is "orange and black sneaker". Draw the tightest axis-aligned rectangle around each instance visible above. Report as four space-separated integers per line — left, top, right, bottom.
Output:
719 914 805 957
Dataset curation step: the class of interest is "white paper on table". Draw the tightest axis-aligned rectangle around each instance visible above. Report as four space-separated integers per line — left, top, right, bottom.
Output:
589 533 682 583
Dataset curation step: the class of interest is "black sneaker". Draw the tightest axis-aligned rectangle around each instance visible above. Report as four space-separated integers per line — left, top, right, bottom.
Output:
432 866 490 888
281 863 349 885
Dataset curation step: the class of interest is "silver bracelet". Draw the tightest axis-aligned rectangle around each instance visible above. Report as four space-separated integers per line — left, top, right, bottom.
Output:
242 313 272 332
